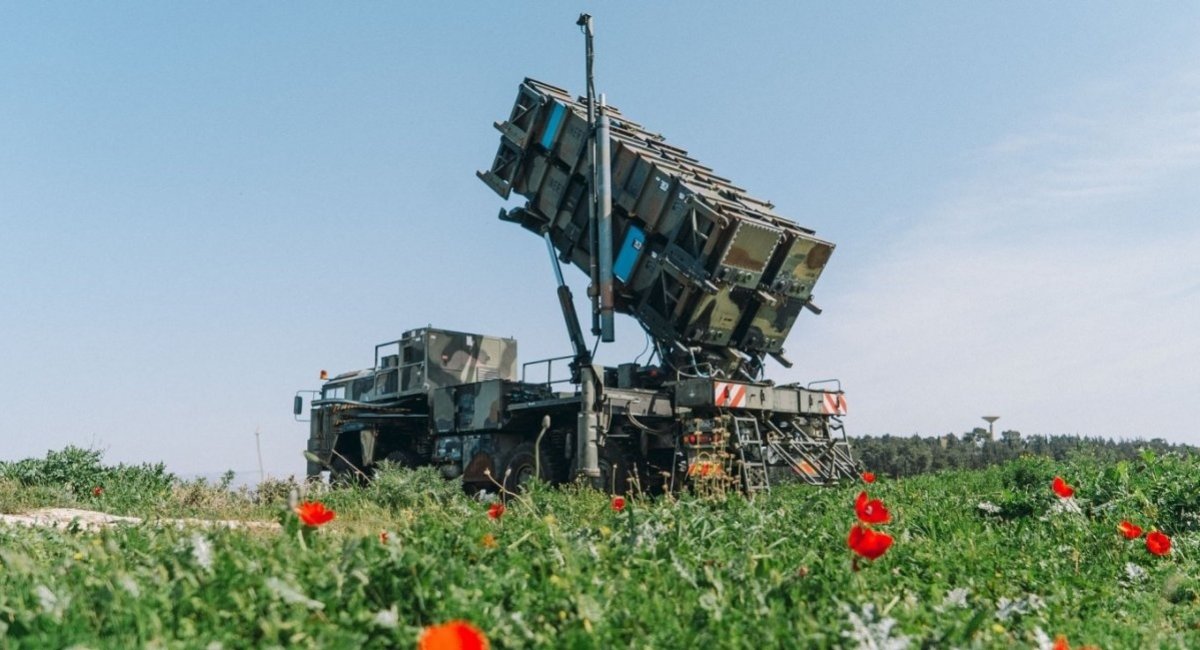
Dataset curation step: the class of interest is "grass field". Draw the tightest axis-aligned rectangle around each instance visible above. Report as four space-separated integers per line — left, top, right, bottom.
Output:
1 448 1197 648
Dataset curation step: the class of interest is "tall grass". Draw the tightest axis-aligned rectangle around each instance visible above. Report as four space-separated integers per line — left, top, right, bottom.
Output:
0 449 1197 648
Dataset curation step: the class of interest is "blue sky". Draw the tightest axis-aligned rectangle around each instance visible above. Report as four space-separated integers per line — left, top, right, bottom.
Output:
2 4 1197 479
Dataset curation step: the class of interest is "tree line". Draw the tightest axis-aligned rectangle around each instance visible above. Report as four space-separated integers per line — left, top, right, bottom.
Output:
850 428 1196 478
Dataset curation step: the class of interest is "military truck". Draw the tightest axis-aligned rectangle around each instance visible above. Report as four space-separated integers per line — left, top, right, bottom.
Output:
295 17 859 494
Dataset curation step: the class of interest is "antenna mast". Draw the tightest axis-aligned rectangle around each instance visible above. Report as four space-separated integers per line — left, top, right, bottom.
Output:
577 13 615 343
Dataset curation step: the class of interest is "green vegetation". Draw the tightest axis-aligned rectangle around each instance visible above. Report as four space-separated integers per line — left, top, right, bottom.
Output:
0 446 287 521
1 448 1198 648
853 430 1197 478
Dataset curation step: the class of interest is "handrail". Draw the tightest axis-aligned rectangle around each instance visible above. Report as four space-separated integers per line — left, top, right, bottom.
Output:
370 359 425 397
806 378 842 392
522 355 576 388
374 339 405 368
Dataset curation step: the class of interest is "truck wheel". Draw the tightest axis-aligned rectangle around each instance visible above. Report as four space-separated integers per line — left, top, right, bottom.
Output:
331 456 366 486
382 450 416 469
502 442 555 494
595 444 639 496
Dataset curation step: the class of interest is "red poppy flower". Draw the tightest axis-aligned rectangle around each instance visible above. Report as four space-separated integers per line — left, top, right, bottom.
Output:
1146 530 1171 556
487 502 505 520
1051 476 1074 499
418 620 489 650
611 496 626 513
854 491 890 524
295 501 335 527
861 472 876 484
1053 635 1069 650
847 524 893 560
379 531 389 545
1117 520 1143 540
91 486 104 497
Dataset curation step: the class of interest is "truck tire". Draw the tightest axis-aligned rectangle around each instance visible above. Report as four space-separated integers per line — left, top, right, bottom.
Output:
382 450 416 469
331 456 366 486
502 442 557 494
595 443 639 496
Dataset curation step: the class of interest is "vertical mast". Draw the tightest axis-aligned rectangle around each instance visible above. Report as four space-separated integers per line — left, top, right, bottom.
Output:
577 14 615 343
577 14 600 337
575 13 602 480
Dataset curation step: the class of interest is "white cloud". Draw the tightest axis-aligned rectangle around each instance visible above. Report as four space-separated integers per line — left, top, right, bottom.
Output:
794 60 1200 442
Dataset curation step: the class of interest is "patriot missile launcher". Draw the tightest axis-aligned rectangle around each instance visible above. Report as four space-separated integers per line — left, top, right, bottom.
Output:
297 16 859 494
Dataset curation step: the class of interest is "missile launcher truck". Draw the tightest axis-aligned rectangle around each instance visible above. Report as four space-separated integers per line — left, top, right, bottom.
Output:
295 18 859 494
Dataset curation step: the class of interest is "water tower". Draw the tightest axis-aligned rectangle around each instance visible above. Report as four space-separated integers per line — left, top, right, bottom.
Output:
982 415 1000 440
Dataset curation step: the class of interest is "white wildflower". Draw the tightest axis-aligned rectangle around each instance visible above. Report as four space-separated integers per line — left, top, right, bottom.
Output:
670 552 698 588
372 605 399 629
204 643 224 650
1046 497 1082 516
1033 627 1055 650
935 587 970 612
35 585 57 611
576 594 604 624
506 611 536 640
35 584 69 622
977 501 1002 514
191 533 213 571
633 520 667 551
265 576 325 610
995 593 1045 621
1123 562 1148 584
1091 500 1116 514
698 591 723 621
995 597 1017 621
117 574 141 598
549 545 567 568
842 603 911 650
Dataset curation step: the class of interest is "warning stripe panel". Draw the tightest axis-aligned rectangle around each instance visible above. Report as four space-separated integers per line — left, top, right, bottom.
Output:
713 382 748 408
821 392 848 415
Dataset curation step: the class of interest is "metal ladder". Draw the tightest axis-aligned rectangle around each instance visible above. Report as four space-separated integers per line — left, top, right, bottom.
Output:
764 418 859 485
732 417 771 495
824 417 862 478
764 419 828 485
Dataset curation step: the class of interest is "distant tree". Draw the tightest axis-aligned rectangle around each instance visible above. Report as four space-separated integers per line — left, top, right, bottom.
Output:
848 430 1197 478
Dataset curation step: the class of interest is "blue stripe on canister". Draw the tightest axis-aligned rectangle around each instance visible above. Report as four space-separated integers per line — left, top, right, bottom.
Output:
540 103 566 150
613 225 646 283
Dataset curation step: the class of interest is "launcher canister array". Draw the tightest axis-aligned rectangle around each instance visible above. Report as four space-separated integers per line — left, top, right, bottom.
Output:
479 79 834 369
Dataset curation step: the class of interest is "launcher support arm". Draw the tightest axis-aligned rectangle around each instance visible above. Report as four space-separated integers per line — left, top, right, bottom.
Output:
544 232 591 383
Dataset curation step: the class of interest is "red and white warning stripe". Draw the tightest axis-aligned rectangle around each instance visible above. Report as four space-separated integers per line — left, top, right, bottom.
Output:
821 392 848 416
713 381 747 408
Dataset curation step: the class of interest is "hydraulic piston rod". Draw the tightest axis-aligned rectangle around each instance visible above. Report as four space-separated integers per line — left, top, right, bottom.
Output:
597 94 614 342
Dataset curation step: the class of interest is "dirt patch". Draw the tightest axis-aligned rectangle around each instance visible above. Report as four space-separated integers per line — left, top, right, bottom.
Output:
0 507 279 532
